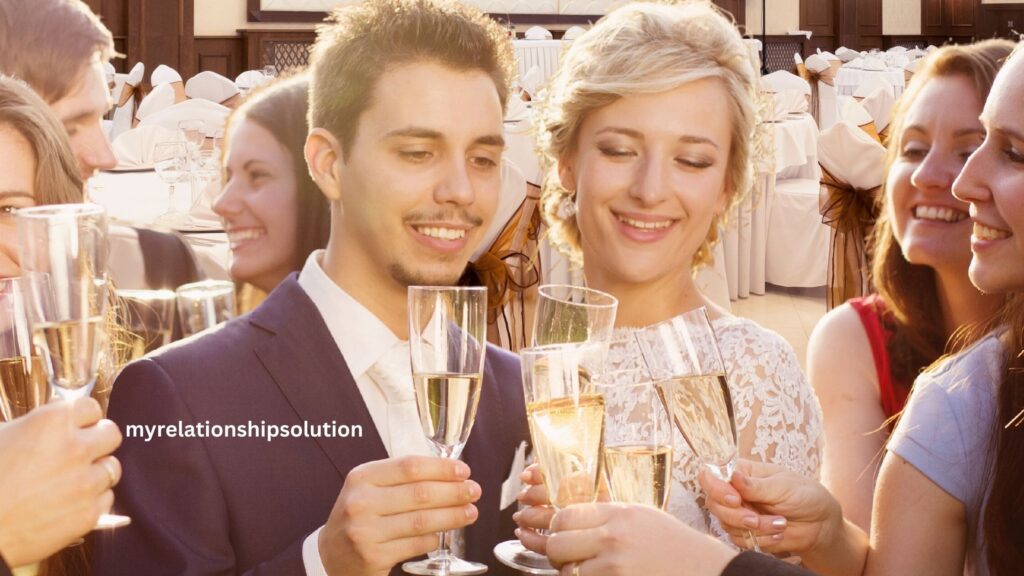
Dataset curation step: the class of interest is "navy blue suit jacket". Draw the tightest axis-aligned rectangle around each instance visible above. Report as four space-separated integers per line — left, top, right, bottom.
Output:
94 276 528 575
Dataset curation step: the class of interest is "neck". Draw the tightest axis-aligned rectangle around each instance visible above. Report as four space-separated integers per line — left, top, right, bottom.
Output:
933 265 1002 339
585 263 712 328
321 238 410 339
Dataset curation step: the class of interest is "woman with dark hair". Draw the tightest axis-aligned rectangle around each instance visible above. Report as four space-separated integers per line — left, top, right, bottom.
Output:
214 74 330 310
809 40 1010 529
703 43 1024 576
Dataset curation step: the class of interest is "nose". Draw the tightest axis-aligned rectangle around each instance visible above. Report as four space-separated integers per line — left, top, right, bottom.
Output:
434 156 475 207
628 155 668 206
909 146 958 195
952 143 991 205
77 121 118 178
212 175 244 219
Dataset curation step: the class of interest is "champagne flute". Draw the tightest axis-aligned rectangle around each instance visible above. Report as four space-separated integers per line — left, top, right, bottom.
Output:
495 284 617 574
532 284 617 346
0 278 47 422
594 368 673 510
403 286 488 576
116 289 176 362
16 203 130 530
175 280 235 337
633 307 760 551
153 141 189 227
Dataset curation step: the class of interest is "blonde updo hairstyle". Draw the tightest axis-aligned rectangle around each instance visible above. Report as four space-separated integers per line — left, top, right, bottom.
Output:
536 0 759 271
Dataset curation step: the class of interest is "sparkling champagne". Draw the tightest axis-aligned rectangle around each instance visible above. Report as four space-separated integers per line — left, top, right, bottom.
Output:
527 394 605 509
32 316 105 398
604 443 673 509
0 356 47 421
412 373 483 458
656 373 738 479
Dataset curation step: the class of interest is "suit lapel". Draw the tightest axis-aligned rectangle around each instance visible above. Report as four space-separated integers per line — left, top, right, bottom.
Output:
249 277 389 478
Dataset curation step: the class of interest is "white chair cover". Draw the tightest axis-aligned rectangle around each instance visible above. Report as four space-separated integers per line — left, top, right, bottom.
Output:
806 55 838 130
836 47 860 62
110 73 134 140
845 57 865 69
111 125 180 168
138 99 230 136
235 70 269 94
794 52 804 65
765 177 829 287
861 57 886 71
151 64 182 86
840 98 874 128
524 26 553 40
762 70 811 95
853 73 893 98
126 62 145 87
562 25 586 40
859 87 895 132
519 65 543 98
185 71 239 105
135 83 176 121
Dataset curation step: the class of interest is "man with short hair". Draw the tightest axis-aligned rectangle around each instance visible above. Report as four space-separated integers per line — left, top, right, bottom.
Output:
0 0 118 179
95 1 527 574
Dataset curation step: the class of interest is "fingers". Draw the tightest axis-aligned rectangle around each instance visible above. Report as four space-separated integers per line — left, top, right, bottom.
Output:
374 480 480 516
78 419 123 463
520 463 543 486
518 482 550 507
377 503 479 540
550 503 614 533
546 525 605 568
97 455 122 488
516 527 548 555
350 456 471 488
71 397 104 428
514 504 554 531
698 469 741 507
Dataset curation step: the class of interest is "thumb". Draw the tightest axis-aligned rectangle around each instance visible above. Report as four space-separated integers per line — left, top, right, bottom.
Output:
731 469 791 509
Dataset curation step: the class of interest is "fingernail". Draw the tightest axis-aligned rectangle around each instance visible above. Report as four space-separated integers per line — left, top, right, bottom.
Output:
465 504 478 519
724 494 741 507
738 473 753 490
515 528 522 539
742 515 758 529
455 461 470 478
771 518 787 529
520 470 531 481
468 482 481 499
773 533 784 541
513 511 522 523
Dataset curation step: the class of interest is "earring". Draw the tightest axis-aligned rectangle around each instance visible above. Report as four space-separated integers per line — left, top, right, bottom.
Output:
557 194 577 220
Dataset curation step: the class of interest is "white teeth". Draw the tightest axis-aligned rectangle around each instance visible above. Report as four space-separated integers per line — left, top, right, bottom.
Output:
974 222 1012 241
227 228 264 247
415 226 466 241
913 205 967 223
616 214 672 230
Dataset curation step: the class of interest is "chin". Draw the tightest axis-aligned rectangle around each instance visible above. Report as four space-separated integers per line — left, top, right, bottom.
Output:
389 262 464 288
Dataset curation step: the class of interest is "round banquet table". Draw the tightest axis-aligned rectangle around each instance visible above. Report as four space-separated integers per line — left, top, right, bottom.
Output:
88 170 230 280
834 66 905 97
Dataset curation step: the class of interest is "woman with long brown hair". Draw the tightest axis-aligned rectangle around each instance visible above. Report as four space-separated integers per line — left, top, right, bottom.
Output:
808 40 1010 529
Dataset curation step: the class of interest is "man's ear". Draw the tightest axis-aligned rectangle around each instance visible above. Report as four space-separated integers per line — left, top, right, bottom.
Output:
305 127 345 203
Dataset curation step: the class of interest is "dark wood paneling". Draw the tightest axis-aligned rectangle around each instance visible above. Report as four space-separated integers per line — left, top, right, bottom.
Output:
922 0 945 36
195 37 245 80
240 29 316 71
838 0 860 52
128 0 195 81
856 0 882 36
713 0 746 27
801 0 835 35
949 0 976 32
982 5 1024 40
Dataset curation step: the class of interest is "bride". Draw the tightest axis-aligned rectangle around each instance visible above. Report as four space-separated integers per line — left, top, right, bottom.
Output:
517 0 822 545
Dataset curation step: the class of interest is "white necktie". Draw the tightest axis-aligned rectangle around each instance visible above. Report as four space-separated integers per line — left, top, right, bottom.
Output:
367 342 430 458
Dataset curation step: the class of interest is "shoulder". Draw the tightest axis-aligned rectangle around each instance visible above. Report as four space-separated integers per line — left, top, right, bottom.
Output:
807 303 876 392
714 315 799 362
904 332 1004 422
808 302 868 352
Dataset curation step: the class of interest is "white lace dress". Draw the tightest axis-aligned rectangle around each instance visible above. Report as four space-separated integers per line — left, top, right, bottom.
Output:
606 315 823 544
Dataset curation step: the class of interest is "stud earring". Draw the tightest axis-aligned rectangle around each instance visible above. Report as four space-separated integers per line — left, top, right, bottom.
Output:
557 195 577 219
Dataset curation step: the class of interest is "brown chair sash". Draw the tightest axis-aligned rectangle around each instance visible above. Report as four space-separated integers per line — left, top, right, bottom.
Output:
806 66 836 126
819 166 880 310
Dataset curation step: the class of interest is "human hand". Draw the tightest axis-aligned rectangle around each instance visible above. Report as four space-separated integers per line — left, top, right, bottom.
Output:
514 463 553 554
319 456 482 576
0 397 122 568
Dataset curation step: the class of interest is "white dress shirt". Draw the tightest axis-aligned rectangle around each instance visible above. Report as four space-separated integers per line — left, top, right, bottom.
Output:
296 250 432 574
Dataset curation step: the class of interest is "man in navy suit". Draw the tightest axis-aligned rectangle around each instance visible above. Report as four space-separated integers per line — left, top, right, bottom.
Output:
94 1 526 574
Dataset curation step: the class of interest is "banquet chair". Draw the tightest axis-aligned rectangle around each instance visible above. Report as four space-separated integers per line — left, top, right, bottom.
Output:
135 83 176 123
764 174 829 288
859 87 895 139
109 73 135 141
818 121 886 309
805 54 838 130
235 70 269 95
111 125 179 168
138 99 231 137
853 73 893 99
524 25 553 40
840 98 882 143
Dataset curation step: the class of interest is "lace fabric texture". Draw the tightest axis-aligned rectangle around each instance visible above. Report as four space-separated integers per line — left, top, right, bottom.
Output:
606 315 823 544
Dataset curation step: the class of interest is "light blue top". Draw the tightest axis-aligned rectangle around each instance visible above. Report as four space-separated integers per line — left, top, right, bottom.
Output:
888 331 1006 576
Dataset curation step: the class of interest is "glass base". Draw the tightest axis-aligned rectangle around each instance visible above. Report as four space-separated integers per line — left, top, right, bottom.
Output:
95 513 131 530
153 211 191 228
493 540 558 575
402 556 487 575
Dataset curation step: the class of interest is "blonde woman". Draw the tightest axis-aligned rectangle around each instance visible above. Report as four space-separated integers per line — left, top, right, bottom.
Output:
516 0 822 552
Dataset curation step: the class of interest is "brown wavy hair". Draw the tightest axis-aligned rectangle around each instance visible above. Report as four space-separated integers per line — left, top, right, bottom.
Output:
870 39 1014 387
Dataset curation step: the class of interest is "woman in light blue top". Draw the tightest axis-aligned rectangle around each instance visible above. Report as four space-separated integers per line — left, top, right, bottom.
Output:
699 43 1024 576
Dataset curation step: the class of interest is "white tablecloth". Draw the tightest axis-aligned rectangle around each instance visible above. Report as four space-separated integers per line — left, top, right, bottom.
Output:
774 113 820 179
835 67 905 97
513 39 570 89
88 170 230 280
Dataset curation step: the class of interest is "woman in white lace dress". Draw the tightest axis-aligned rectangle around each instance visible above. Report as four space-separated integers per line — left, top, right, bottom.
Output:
516 1 823 546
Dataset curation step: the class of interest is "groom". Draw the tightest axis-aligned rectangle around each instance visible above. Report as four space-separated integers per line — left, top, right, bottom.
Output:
94 1 527 574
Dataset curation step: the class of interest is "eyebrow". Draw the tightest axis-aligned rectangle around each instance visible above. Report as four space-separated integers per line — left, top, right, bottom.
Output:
595 127 720 149
0 191 33 201
902 124 984 138
384 126 505 148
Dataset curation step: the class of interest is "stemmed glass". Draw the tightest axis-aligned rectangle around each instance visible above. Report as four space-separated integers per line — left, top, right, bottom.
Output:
16 203 130 530
495 284 617 575
116 289 176 361
403 286 488 576
633 307 760 551
0 278 46 422
177 119 205 160
175 280 235 337
153 141 189 227
595 368 673 510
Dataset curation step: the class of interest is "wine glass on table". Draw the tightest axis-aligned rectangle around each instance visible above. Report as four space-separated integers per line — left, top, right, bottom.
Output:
633 307 760 551
403 286 488 576
15 203 130 530
494 284 617 575
153 141 189 228
177 119 205 160
594 367 673 510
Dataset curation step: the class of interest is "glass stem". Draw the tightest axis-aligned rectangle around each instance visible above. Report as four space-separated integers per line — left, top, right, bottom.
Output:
436 529 452 558
167 183 176 213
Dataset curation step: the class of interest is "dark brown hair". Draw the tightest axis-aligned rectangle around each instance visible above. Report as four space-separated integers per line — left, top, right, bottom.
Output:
0 76 83 203
0 0 115 103
870 39 1013 387
224 74 329 273
307 0 514 157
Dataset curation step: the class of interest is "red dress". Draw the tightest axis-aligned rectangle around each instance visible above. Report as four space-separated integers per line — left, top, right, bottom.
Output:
848 294 910 418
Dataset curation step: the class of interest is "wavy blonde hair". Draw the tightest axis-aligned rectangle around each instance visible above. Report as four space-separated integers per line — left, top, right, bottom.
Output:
536 0 759 270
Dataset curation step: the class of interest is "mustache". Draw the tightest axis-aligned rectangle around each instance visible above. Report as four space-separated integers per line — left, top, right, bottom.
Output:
403 210 483 227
